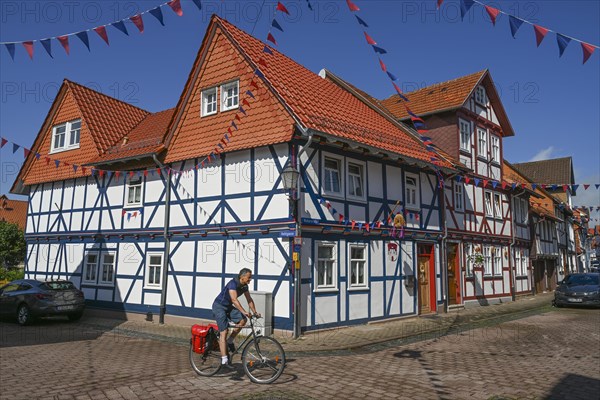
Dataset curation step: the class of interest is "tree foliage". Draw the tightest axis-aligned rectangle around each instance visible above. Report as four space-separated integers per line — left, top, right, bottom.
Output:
0 221 26 268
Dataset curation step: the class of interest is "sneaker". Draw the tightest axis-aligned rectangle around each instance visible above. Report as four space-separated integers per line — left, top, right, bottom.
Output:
227 342 236 354
221 362 236 372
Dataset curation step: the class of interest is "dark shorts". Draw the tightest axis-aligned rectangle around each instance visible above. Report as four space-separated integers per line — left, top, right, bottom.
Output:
212 301 245 332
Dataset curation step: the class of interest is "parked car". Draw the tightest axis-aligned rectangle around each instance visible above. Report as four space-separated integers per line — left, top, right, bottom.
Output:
553 273 600 308
0 279 85 325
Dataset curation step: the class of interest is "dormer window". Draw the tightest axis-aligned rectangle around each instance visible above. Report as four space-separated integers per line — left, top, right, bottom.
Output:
459 119 471 152
202 87 217 116
475 86 487 105
221 81 239 111
51 119 81 153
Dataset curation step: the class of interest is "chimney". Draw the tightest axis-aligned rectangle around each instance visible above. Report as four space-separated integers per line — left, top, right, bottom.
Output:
122 136 129 146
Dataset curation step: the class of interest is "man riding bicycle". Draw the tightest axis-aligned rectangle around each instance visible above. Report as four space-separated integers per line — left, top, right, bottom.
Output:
212 268 260 367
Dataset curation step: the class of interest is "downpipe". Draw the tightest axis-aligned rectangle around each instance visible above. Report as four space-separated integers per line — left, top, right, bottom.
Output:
153 154 171 325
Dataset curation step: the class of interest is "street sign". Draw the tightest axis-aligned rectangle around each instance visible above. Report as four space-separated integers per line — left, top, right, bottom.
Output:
294 244 301 252
294 236 302 245
280 230 296 237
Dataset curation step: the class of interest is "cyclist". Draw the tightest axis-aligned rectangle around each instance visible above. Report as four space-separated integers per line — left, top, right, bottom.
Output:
212 268 261 367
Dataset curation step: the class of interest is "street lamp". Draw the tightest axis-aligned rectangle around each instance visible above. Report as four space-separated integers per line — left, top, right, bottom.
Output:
281 166 299 198
281 164 301 339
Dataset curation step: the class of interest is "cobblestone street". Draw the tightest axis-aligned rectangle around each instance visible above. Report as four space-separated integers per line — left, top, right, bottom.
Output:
1 307 599 400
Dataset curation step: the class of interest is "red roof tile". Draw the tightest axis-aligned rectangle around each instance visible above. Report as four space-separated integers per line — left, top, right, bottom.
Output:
380 71 486 120
91 108 175 164
0 195 28 231
166 16 450 168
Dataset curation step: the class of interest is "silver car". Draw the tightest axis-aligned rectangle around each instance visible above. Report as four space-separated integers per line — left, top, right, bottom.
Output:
0 279 85 325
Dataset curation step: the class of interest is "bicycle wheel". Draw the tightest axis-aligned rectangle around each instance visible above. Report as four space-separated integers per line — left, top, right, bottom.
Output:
241 336 286 384
189 336 222 376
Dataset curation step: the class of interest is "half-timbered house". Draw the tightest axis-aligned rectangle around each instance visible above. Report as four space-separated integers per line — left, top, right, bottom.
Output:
11 15 455 331
380 70 518 306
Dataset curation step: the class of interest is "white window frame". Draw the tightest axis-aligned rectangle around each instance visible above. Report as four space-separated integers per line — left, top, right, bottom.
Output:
348 244 368 289
99 253 116 286
454 183 464 211
220 80 239 111
491 135 500 163
315 243 337 292
464 243 473 277
521 251 529 276
145 253 163 289
50 119 81 153
126 176 143 207
492 247 502 276
83 251 116 286
404 172 420 210
477 127 488 159
459 119 472 152
347 160 365 200
322 154 343 197
484 191 493 217
83 252 99 283
493 193 502 219
201 87 217 116
483 246 492 276
475 86 487 105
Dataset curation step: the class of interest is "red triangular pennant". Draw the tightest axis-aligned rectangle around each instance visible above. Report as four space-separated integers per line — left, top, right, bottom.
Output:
502 181 508 190
22 41 34 60
129 15 144 33
57 35 70 55
94 26 110 45
168 0 183 16
584 184 590 190
346 0 360 12
533 25 549 47
581 42 596 64
485 6 500 26
276 2 290 14
364 32 377 45
267 32 277 45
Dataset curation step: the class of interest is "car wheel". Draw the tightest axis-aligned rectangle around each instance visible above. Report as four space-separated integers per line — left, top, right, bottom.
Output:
67 312 83 322
17 304 33 326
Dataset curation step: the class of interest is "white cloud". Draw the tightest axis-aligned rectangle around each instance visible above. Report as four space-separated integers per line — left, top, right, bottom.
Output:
529 146 555 162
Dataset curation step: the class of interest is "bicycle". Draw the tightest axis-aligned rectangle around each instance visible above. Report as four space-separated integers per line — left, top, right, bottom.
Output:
189 315 286 384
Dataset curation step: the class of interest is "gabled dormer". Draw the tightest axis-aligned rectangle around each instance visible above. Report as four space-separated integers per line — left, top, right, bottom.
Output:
380 70 515 181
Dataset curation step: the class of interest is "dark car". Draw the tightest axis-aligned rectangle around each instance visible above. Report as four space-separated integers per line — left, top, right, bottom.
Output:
0 279 85 325
554 273 600 308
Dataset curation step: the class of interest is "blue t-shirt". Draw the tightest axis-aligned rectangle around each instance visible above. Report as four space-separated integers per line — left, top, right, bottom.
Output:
214 277 248 307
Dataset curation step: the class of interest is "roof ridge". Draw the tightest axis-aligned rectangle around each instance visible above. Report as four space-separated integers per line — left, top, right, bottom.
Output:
381 69 487 102
64 79 150 115
104 107 176 151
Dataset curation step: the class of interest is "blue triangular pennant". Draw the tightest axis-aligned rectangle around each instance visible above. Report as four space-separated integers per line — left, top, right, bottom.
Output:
254 69 264 78
355 15 368 27
4 43 15 60
75 31 90 51
73 165 78 173
512 183 517 190
460 0 475 20
596 184 600 190
474 178 480 187
239 106 246 115
551 184 558 190
456 176 463 182
35 153 41 160
246 90 255 99
271 19 284 32
509 16 524 38
54 160 60 168
12 143 19 153
386 71 397 81
112 21 129 36
556 33 571 57
231 122 238 130
372 45 387 54
492 181 498 189
149 7 165 26
263 46 273 55
531 183 537 191
191 0 202 10
572 184 579 192
40 39 53 58
127 213 131 222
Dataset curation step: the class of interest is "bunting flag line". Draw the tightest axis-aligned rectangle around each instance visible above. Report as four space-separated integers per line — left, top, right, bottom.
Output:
444 0 598 64
2 0 202 61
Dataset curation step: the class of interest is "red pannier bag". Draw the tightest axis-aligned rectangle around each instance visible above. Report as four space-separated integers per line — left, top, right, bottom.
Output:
191 324 219 354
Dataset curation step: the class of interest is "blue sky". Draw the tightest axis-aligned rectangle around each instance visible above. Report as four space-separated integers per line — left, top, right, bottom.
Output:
1 0 598 211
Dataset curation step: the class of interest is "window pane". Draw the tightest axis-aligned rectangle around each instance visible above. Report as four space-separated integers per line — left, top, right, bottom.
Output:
331 171 340 193
351 247 364 260
317 261 325 286
134 186 141 203
318 246 332 259
348 164 360 175
69 120 81 146
326 261 333 285
150 256 162 265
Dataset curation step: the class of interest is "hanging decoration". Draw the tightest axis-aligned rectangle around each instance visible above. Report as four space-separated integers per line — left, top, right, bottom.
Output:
345 0 447 190
2 0 203 61
438 0 598 64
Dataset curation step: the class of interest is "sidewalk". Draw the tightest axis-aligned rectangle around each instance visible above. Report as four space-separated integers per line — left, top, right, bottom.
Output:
81 293 554 354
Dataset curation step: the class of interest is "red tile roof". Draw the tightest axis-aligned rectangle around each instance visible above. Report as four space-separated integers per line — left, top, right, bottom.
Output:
0 195 28 231
380 70 486 120
91 108 175 164
166 16 450 168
